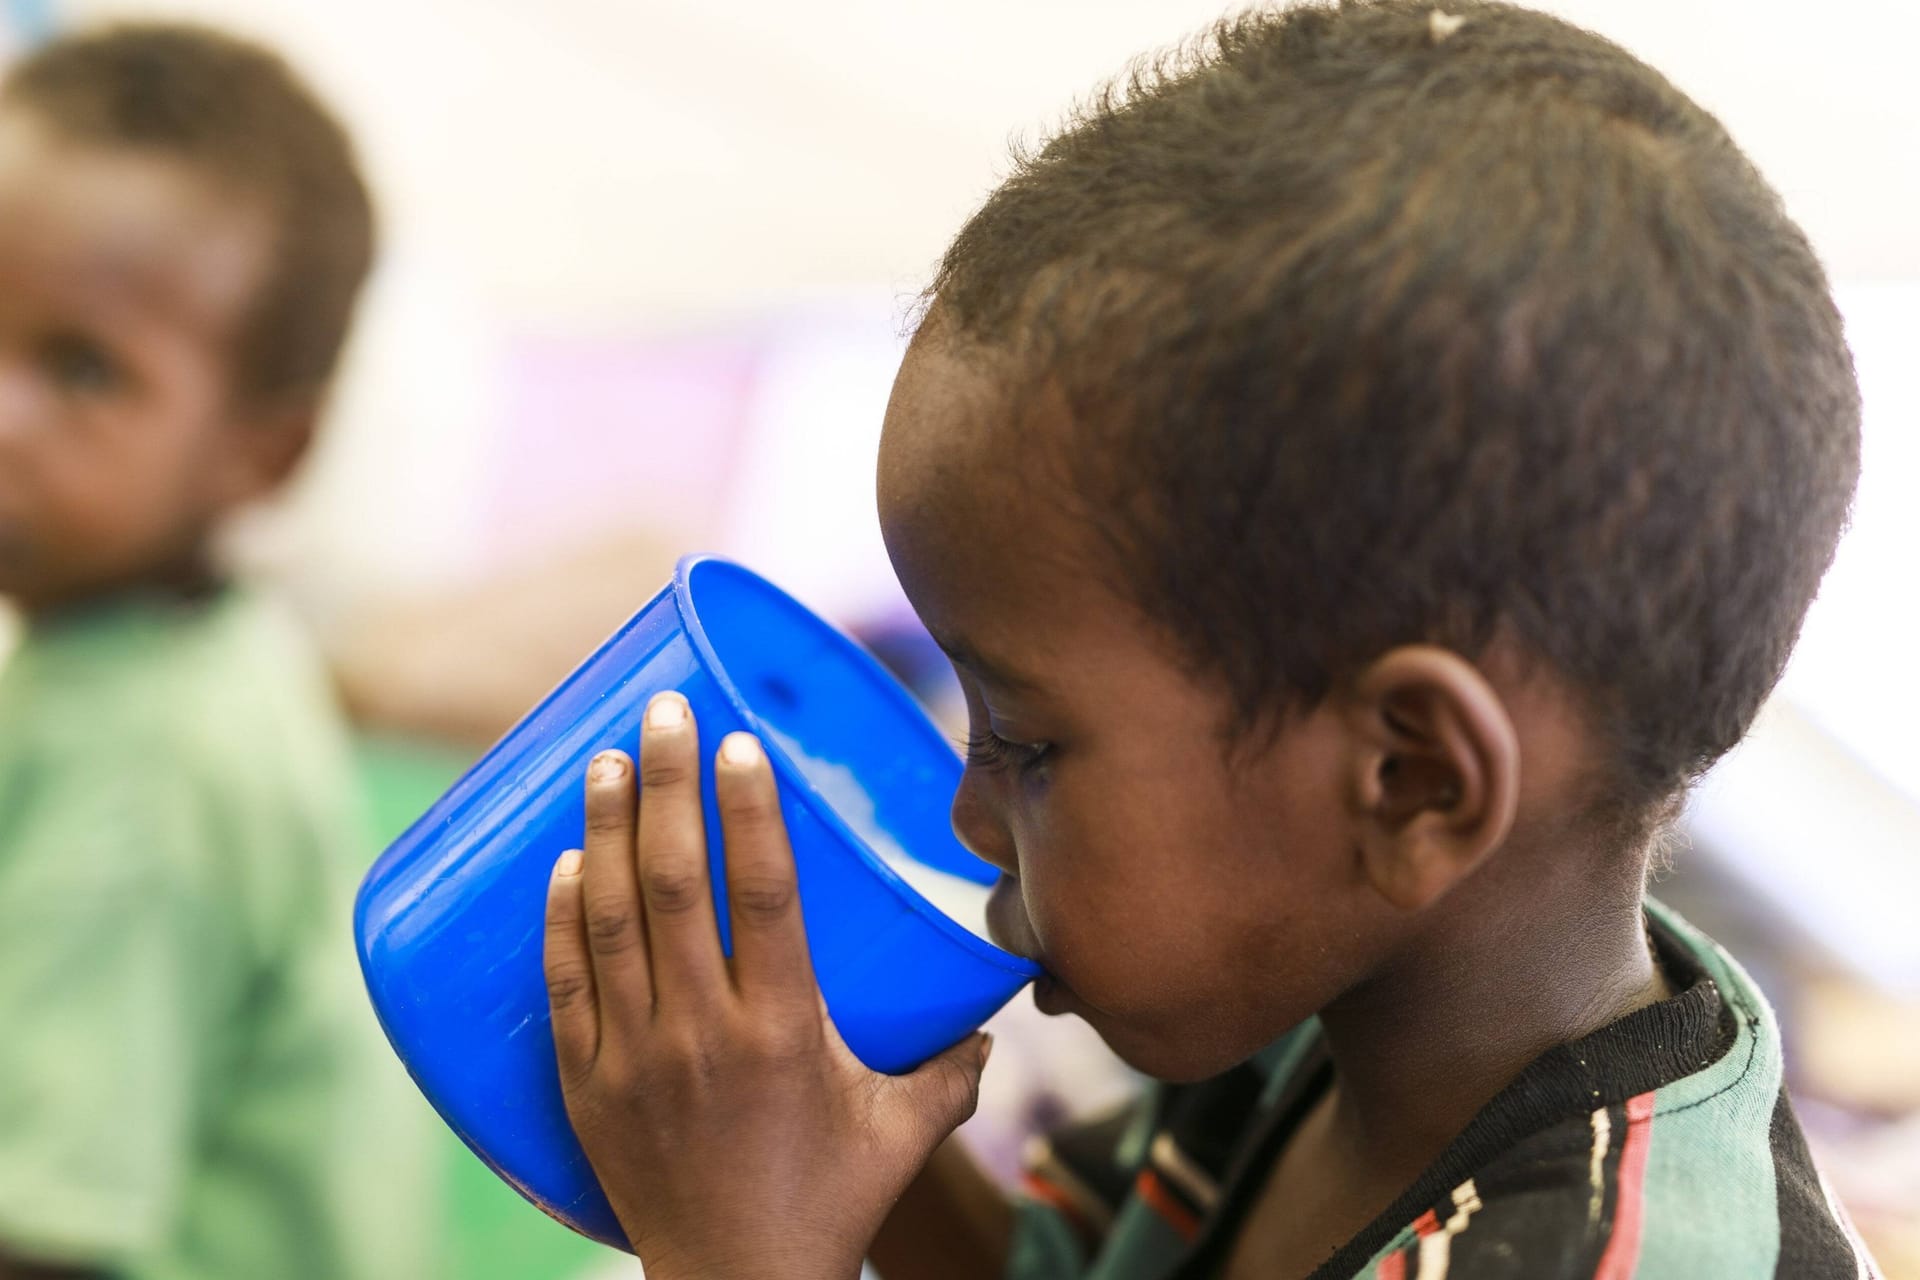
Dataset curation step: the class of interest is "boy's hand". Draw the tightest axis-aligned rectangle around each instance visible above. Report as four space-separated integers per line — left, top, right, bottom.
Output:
543 691 992 1280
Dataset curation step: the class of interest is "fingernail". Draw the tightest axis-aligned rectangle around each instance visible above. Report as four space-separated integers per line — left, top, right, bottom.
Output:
589 751 627 782
647 692 688 729
556 849 583 877
979 1032 994 1068
719 732 763 767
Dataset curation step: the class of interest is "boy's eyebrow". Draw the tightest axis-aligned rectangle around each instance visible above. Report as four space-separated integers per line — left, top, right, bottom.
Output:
926 629 1038 694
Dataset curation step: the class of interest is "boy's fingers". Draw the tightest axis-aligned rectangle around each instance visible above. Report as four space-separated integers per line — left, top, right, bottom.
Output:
886 1032 991 1149
543 849 600 1070
580 749 653 1020
636 693 726 1012
714 732 816 1014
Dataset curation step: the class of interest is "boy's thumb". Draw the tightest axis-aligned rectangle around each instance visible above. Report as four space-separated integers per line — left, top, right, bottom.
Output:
893 1032 993 1141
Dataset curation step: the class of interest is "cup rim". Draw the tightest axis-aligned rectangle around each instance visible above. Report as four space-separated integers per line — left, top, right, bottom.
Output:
673 554 1044 980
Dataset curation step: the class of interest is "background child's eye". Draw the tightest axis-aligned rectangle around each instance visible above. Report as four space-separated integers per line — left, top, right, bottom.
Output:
41 334 124 396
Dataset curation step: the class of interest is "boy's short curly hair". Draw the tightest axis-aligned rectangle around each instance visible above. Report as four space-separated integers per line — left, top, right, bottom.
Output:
930 0 1861 823
3 22 374 406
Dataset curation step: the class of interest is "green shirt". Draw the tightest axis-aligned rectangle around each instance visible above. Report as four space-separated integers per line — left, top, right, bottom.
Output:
0 589 436 1280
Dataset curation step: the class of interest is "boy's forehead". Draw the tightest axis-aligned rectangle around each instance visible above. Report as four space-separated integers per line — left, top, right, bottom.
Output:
0 110 268 330
879 331 1064 518
878 329 1122 661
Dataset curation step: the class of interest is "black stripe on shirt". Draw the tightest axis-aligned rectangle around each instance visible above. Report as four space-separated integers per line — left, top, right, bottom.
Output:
1769 1086 1865 1280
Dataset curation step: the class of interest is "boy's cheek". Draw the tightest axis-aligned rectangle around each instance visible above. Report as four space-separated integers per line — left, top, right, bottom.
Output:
1034 891 1191 1008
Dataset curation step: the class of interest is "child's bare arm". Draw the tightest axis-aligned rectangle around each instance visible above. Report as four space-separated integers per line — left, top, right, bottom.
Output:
867 1138 1015 1280
542 693 992 1280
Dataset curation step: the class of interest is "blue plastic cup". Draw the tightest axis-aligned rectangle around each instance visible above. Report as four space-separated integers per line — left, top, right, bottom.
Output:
354 555 1040 1247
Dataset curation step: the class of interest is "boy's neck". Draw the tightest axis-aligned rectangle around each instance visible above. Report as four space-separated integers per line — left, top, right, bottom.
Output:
1226 845 1670 1280
1317 846 1668 1185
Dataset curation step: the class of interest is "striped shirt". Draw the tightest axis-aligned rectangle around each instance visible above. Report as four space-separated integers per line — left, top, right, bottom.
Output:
1008 900 1877 1279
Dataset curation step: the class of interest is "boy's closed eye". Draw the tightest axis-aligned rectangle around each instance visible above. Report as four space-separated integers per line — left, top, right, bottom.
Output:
958 726 1054 777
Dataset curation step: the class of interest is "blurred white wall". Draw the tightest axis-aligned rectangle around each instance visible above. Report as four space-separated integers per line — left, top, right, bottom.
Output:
54 0 1920 322
48 1 1916 595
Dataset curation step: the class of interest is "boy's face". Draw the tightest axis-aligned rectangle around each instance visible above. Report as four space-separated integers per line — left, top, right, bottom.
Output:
0 110 275 611
878 333 1405 1082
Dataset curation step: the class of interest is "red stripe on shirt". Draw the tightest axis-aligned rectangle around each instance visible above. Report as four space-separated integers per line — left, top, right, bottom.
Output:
1593 1091 1656 1280
1020 1171 1099 1245
1411 1209 1441 1238
1376 1249 1408 1280
1135 1168 1203 1242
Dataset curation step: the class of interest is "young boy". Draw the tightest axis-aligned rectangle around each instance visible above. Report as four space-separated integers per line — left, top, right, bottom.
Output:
0 25 431 1280
540 3 1873 1277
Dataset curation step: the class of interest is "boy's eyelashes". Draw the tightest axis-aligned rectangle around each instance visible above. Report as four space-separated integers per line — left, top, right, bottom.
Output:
39 332 125 397
957 726 1054 777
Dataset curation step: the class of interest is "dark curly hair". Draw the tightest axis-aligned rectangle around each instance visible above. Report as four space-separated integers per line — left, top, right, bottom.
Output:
4 22 375 406
928 0 1861 822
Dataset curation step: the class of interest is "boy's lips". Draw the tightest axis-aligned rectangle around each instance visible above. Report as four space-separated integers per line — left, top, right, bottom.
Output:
985 876 1075 1016
1031 974 1073 1016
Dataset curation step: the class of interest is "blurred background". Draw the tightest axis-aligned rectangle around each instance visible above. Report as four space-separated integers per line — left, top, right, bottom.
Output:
2 0 1915 1276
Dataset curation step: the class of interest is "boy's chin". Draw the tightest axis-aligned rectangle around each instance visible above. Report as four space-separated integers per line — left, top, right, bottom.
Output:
1074 1002 1263 1084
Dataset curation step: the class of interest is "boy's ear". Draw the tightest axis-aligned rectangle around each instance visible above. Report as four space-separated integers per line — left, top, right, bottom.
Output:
1342 645 1520 912
209 398 318 509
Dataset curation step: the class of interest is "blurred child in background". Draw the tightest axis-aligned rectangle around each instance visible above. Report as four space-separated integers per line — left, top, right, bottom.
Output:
0 25 433 1280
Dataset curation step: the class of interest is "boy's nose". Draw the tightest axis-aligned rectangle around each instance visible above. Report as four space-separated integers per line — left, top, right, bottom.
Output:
950 769 1018 876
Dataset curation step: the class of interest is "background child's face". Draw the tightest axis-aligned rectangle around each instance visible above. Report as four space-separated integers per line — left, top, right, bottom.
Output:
0 110 273 610
877 335 1405 1082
